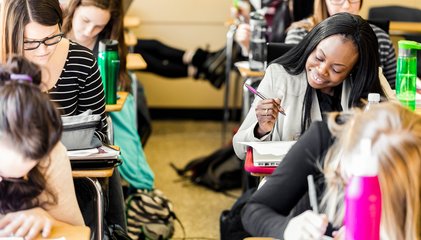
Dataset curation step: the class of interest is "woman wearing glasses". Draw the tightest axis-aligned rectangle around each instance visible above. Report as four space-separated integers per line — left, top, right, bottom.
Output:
0 0 107 142
0 56 84 240
0 0 128 233
285 0 397 89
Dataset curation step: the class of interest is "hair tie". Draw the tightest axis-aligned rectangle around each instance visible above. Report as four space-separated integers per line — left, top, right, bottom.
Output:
10 73 33 82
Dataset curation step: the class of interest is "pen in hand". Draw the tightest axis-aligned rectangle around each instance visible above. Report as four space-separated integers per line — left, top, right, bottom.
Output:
307 174 319 214
244 83 286 116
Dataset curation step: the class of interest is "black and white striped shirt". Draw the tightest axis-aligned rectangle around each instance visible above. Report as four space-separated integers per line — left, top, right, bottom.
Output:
285 23 397 88
48 41 108 142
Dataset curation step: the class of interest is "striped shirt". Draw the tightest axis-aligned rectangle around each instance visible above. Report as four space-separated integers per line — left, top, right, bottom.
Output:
48 41 108 142
285 23 397 88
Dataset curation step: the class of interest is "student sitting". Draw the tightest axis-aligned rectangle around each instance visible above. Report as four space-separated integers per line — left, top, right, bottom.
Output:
241 102 421 239
232 13 390 160
0 0 126 231
0 56 84 240
62 0 155 193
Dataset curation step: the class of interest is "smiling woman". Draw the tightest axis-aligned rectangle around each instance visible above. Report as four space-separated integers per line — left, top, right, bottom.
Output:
233 12 388 160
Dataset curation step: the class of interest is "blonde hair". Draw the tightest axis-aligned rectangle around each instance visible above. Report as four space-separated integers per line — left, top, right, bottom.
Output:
321 102 421 240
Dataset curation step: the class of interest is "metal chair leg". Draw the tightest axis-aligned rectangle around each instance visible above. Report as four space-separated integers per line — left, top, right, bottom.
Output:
222 24 237 145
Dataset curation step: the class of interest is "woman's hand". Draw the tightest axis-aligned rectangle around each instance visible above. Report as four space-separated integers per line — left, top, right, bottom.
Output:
333 226 344 240
284 210 328 240
0 207 55 240
254 98 281 137
234 23 251 54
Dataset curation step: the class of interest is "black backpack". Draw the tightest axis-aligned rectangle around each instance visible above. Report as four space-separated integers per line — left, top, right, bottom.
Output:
171 145 242 191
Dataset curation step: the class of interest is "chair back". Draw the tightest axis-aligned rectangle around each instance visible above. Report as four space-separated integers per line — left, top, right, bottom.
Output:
266 42 295 64
367 19 390 34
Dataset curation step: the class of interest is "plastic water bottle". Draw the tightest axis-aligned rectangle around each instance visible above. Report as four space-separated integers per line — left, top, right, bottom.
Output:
396 40 421 111
344 139 382 240
248 11 266 71
364 93 380 111
98 39 120 104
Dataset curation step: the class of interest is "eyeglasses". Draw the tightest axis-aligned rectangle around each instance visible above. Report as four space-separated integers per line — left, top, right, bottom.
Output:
23 33 64 51
329 0 360 5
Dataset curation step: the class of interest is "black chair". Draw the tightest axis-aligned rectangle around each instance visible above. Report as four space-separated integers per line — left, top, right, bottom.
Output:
368 5 421 41
368 5 421 77
266 42 296 64
367 19 390 34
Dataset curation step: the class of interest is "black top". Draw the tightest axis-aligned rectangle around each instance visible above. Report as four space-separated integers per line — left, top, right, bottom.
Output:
241 121 334 239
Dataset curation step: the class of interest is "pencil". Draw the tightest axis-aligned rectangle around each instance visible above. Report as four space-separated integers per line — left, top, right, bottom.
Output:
307 175 319 214
244 83 286 116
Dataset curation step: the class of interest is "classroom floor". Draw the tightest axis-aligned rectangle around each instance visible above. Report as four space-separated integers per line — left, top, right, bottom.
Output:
144 120 241 239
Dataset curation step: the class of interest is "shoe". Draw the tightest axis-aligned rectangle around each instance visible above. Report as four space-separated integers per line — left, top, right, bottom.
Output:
202 47 226 89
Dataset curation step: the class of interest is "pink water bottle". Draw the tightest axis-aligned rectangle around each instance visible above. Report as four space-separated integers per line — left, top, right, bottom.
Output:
344 139 382 240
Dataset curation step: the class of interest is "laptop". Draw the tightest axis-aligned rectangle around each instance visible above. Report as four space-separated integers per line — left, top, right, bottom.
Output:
68 145 121 170
240 141 297 167
266 42 296 64
252 141 296 167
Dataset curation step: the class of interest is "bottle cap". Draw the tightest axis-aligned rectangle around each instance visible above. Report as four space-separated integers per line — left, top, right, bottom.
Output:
368 93 380 102
351 139 379 176
99 39 119 52
398 40 421 50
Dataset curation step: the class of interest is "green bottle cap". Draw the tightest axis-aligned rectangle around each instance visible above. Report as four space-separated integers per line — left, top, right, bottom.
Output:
398 40 421 50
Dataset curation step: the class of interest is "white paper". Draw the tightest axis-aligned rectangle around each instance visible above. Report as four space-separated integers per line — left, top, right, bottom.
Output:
240 141 296 156
67 145 119 160
67 148 99 157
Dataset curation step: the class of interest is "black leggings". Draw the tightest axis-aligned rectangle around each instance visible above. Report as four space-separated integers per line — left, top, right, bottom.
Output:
134 39 188 78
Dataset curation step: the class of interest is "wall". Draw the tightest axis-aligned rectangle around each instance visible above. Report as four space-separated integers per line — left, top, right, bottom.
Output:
127 0 239 109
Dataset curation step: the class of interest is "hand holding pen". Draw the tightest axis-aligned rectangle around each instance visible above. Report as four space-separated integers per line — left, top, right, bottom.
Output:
244 83 286 137
244 83 286 116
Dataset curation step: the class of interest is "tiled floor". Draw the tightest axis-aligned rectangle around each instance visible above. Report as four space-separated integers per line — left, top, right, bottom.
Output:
144 120 241 239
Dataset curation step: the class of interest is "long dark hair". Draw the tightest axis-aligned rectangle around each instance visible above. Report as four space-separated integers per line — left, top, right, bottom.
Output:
274 12 383 132
0 0 63 63
0 56 62 213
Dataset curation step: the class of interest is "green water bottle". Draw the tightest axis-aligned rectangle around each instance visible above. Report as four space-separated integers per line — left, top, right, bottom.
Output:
396 40 421 111
98 39 120 104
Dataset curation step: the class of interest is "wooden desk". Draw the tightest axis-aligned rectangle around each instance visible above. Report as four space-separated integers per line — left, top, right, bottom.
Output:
72 168 114 178
105 91 129 112
35 224 90 240
235 62 265 78
126 53 147 70
389 21 421 35
124 30 138 47
124 16 141 29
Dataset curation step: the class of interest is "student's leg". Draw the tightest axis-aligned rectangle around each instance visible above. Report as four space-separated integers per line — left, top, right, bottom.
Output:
135 39 185 63
139 51 189 78
105 169 127 230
